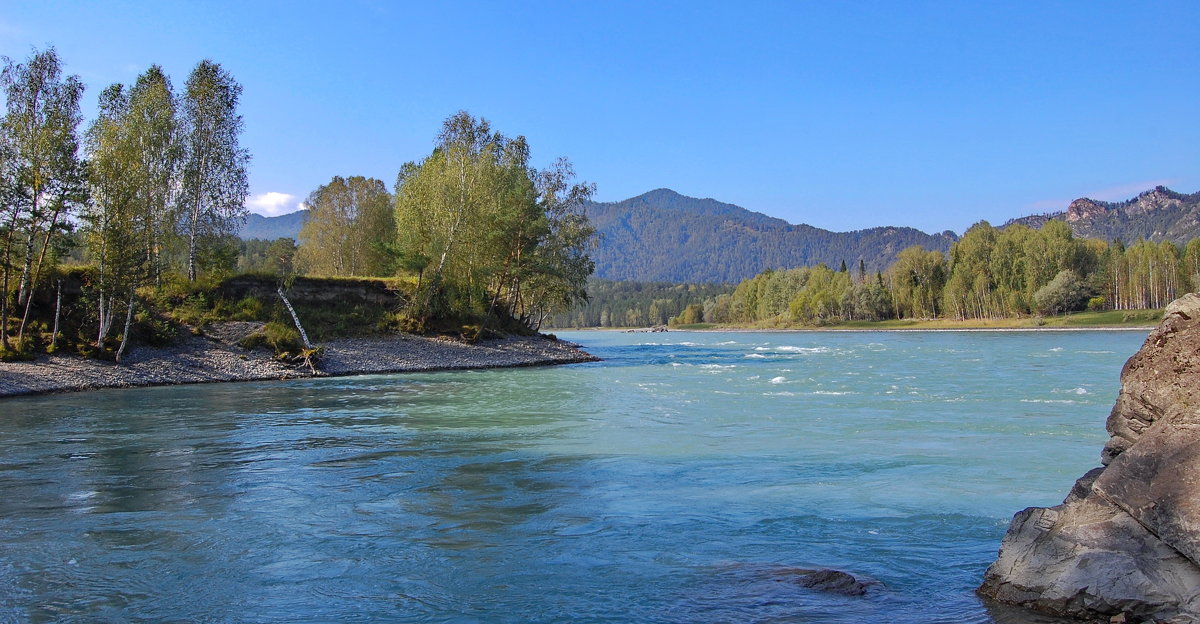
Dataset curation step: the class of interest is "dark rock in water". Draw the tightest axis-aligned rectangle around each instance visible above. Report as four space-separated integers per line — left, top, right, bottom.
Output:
792 569 871 596
760 567 874 596
979 293 1200 623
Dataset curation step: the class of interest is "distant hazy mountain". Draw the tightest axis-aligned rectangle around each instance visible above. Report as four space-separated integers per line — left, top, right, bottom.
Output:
583 189 957 283
240 210 309 240
1005 186 1200 244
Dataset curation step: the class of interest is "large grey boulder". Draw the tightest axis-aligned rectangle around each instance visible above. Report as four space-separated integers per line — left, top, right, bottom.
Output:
979 294 1200 623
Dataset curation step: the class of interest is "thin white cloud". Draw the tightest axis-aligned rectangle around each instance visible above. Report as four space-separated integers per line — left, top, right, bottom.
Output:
1023 178 1176 215
246 192 303 217
1084 179 1175 202
1023 198 1071 214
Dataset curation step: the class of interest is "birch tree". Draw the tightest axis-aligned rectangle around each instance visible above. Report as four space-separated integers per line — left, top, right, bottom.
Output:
295 175 393 276
126 66 181 286
79 67 179 360
83 84 143 349
393 111 595 330
179 60 249 281
0 48 86 350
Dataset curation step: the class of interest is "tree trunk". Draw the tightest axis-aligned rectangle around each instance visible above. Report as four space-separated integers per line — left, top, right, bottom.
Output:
115 287 136 363
0 216 17 347
187 177 203 281
17 234 35 306
277 287 312 350
96 291 106 348
51 278 62 349
18 203 67 342
187 224 198 282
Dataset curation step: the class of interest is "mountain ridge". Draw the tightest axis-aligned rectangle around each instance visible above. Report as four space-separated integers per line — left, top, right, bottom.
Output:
580 188 956 282
241 210 310 241
1004 186 1200 243
240 186 1200 284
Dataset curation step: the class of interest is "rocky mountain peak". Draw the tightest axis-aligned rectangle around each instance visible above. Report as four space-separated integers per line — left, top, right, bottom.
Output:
1065 197 1106 222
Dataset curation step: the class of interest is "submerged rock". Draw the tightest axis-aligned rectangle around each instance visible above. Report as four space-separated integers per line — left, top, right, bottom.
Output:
979 293 1200 623
750 566 876 596
790 568 873 596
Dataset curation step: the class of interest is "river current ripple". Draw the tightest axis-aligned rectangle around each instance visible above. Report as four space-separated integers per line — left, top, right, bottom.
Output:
0 330 1147 623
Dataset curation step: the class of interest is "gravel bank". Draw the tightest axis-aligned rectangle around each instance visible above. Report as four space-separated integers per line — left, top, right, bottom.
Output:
0 326 598 398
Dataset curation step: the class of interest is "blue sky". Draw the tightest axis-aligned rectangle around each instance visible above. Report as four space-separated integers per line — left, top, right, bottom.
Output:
2 1 1197 234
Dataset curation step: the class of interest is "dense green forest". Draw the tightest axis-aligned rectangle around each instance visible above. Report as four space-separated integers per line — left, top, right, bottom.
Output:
5 47 1190 360
543 279 733 328
691 220 1200 326
0 48 595 360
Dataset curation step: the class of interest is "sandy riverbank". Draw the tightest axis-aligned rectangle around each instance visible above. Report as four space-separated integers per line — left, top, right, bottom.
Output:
0 325 598 399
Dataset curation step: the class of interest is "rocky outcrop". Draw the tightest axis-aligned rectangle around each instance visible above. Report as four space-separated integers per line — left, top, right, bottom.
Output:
979 294 1200 623
1005 186 1200 245
1065 198 1108 223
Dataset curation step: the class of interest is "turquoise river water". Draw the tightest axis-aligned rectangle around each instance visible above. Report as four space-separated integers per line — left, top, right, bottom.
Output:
0 329 1150 623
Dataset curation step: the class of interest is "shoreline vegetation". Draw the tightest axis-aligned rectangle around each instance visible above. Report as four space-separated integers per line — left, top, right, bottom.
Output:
582 307 1163 332
0 49 603 403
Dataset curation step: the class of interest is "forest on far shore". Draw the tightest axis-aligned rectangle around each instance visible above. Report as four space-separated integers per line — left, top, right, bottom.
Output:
540 218 1196 329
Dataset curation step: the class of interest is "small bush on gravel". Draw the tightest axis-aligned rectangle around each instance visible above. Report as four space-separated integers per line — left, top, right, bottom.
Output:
0 343 35 361
231 296 265 321
239 322 303 357
133 310 178 346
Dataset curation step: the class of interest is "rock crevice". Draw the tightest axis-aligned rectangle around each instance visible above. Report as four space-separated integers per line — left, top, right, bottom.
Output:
979 293 1200 623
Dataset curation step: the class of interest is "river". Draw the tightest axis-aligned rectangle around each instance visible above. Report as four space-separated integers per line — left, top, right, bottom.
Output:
0 329 1149 623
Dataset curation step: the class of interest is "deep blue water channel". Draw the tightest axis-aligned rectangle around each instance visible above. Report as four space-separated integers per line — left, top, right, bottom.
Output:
0 330 1150 623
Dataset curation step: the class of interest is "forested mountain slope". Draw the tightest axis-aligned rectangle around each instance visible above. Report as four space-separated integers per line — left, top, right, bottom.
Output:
1006 186 1200 244
583 189 956 283
240 210 309 240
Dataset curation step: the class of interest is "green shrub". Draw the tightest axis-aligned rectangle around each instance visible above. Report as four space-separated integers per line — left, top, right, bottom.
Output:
133 310 178 346
1034 270 1089 316
231 296 265 321
0 344 35 361
239 322 303 357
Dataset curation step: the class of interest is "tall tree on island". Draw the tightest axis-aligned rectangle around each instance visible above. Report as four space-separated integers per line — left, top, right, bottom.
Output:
393 111 595 332
83 83 153 355
125 65 181 289
81 66 181 361
295 175 394 277
0 48 87 350
179 60 249 282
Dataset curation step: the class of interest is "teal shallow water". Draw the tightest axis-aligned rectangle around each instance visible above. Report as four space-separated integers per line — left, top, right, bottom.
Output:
0 330 1148 623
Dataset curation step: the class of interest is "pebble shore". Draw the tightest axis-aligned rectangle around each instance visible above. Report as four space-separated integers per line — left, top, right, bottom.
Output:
0 325 598 398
